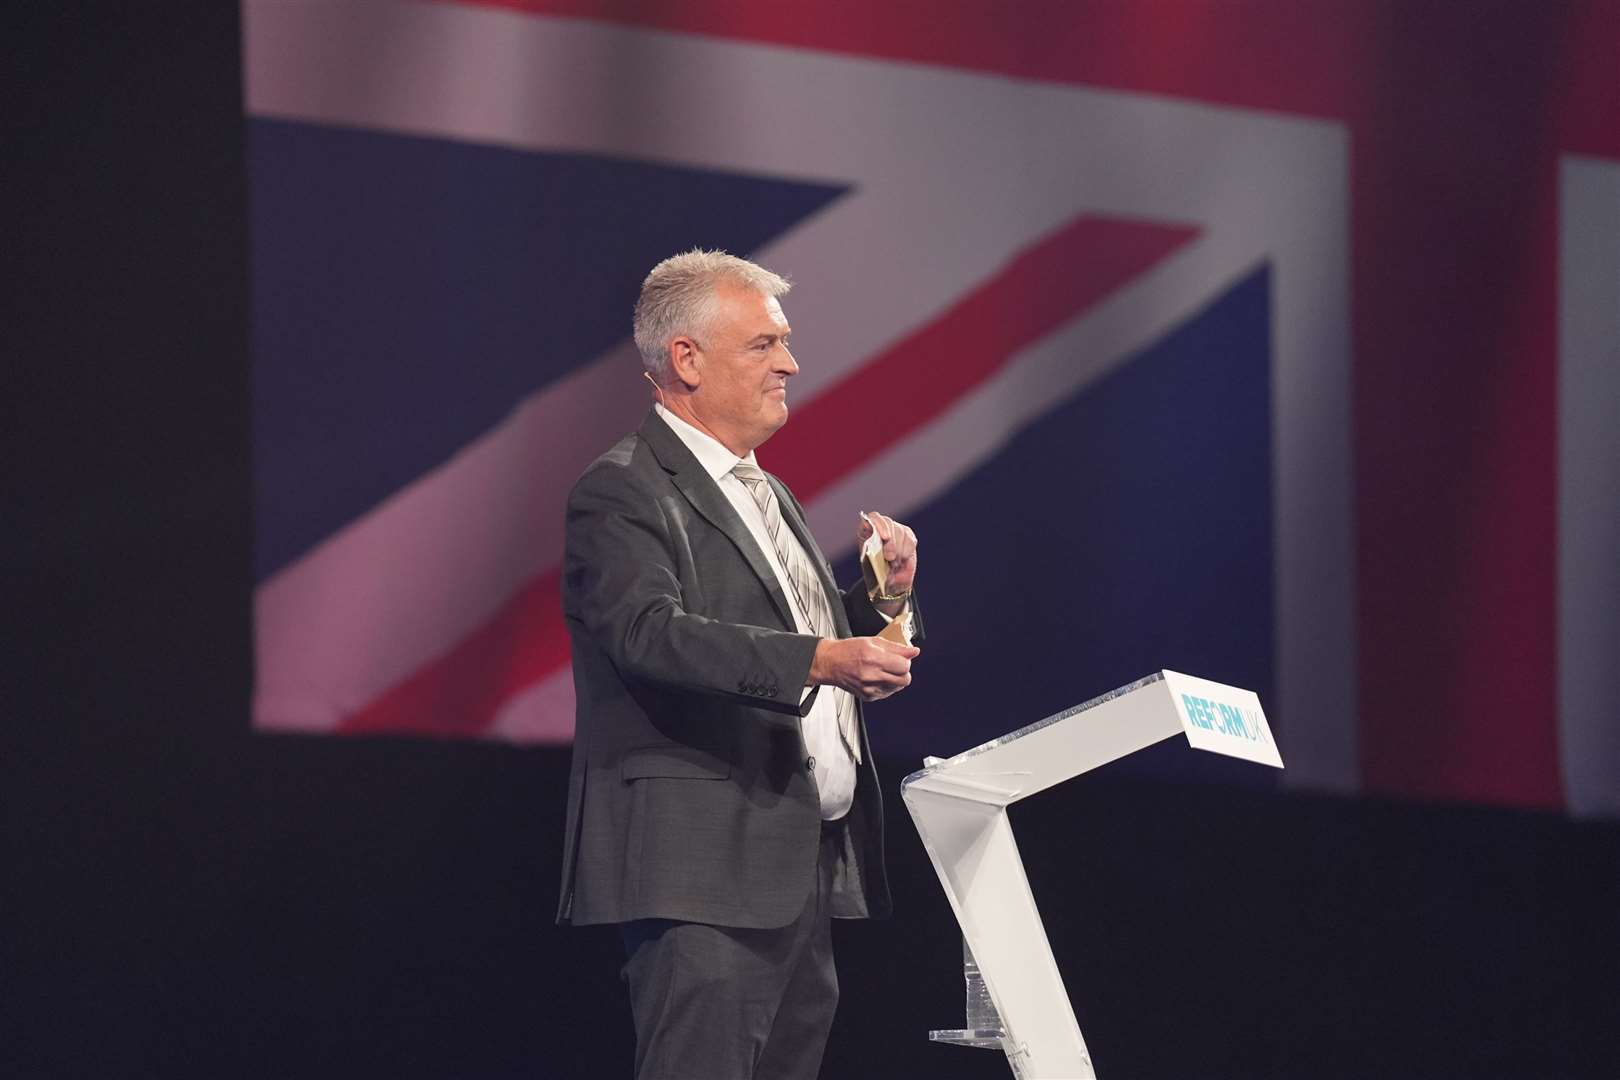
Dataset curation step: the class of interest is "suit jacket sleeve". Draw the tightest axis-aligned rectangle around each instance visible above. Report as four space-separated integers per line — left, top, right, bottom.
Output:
565 463 823 717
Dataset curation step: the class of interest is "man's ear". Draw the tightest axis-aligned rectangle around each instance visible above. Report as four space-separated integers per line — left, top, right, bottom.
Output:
668 336 702 391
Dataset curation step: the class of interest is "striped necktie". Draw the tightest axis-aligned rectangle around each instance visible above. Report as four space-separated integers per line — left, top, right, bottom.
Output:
732 462 861 765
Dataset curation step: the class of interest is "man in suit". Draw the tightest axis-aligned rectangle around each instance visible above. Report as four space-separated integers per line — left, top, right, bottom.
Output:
557 249 923 1080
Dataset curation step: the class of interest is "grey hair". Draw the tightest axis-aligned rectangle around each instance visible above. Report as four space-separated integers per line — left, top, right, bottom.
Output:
633 249 791 383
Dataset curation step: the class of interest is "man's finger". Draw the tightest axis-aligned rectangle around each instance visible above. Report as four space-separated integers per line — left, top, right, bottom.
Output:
874 651 914 677
864 673 908 697
880 650 918 667
870 670 913 697
893 526 917 560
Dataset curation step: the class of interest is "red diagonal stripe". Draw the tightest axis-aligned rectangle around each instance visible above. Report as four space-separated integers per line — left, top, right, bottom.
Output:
767 215 1201 500
336 568 569 738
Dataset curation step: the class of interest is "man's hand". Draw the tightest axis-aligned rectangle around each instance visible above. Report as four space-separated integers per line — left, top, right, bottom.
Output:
857 511 918 617
807 636 921 702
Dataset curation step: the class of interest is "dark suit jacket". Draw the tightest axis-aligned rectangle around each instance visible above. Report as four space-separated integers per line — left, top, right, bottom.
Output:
556 411 911 929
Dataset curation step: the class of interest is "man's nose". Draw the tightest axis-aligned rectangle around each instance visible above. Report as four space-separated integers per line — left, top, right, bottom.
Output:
776 344 800 375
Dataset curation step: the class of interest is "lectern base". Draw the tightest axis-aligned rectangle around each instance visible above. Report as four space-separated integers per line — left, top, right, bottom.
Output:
930 1029 1041 1079
929 1028 1007 1049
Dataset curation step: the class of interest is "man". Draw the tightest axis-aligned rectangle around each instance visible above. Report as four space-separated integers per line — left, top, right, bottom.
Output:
556 249 923 1080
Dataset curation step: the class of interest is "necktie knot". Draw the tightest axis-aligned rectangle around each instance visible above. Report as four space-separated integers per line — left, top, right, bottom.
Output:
731 461 766 488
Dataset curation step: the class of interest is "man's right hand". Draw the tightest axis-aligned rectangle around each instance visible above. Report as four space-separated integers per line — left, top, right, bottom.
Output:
807 637 921 701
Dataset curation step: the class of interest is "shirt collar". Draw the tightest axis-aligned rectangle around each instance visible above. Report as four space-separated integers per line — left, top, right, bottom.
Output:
654 402 757 481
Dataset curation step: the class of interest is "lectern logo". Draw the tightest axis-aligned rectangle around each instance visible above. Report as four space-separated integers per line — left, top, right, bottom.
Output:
1182 694 1268 744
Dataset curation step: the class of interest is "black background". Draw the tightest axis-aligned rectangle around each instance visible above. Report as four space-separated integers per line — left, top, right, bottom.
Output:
7 8 1618 1078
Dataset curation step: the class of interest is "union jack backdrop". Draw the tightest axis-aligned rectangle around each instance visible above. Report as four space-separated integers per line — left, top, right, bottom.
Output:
245 1 1618 818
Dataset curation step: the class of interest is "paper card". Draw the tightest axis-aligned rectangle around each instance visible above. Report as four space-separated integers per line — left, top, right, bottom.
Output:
859 512 891 599
878 606 913 647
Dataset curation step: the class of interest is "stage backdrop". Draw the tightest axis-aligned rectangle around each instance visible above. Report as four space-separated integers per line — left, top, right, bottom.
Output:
244 0 1618 817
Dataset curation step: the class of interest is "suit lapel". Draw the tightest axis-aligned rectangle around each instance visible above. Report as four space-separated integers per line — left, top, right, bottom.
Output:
639 412 798 632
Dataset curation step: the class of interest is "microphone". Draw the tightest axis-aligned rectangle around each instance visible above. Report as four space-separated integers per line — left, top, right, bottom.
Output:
642 370 664 404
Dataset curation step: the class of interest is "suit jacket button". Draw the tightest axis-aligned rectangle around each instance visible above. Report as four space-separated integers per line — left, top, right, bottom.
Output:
806 756 816 771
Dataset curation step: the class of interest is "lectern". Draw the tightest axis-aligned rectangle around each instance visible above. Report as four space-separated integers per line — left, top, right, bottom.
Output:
902 670 1284 1079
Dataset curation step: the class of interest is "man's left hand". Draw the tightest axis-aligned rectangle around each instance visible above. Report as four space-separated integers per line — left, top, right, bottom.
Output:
858 511 918 613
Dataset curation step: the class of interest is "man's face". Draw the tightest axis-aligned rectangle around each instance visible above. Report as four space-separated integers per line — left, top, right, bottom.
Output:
689 281 799 453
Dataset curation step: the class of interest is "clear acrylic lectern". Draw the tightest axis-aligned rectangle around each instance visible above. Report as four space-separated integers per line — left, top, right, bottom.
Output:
902 670 1284 1079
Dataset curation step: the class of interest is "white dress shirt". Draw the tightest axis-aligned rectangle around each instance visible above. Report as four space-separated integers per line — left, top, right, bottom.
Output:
654 404 856 820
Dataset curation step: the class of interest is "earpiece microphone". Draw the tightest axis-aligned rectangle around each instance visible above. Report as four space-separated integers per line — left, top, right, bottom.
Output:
642 370 664 405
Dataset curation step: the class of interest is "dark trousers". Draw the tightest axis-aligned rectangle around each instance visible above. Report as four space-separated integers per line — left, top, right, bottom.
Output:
619 822 843 1080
